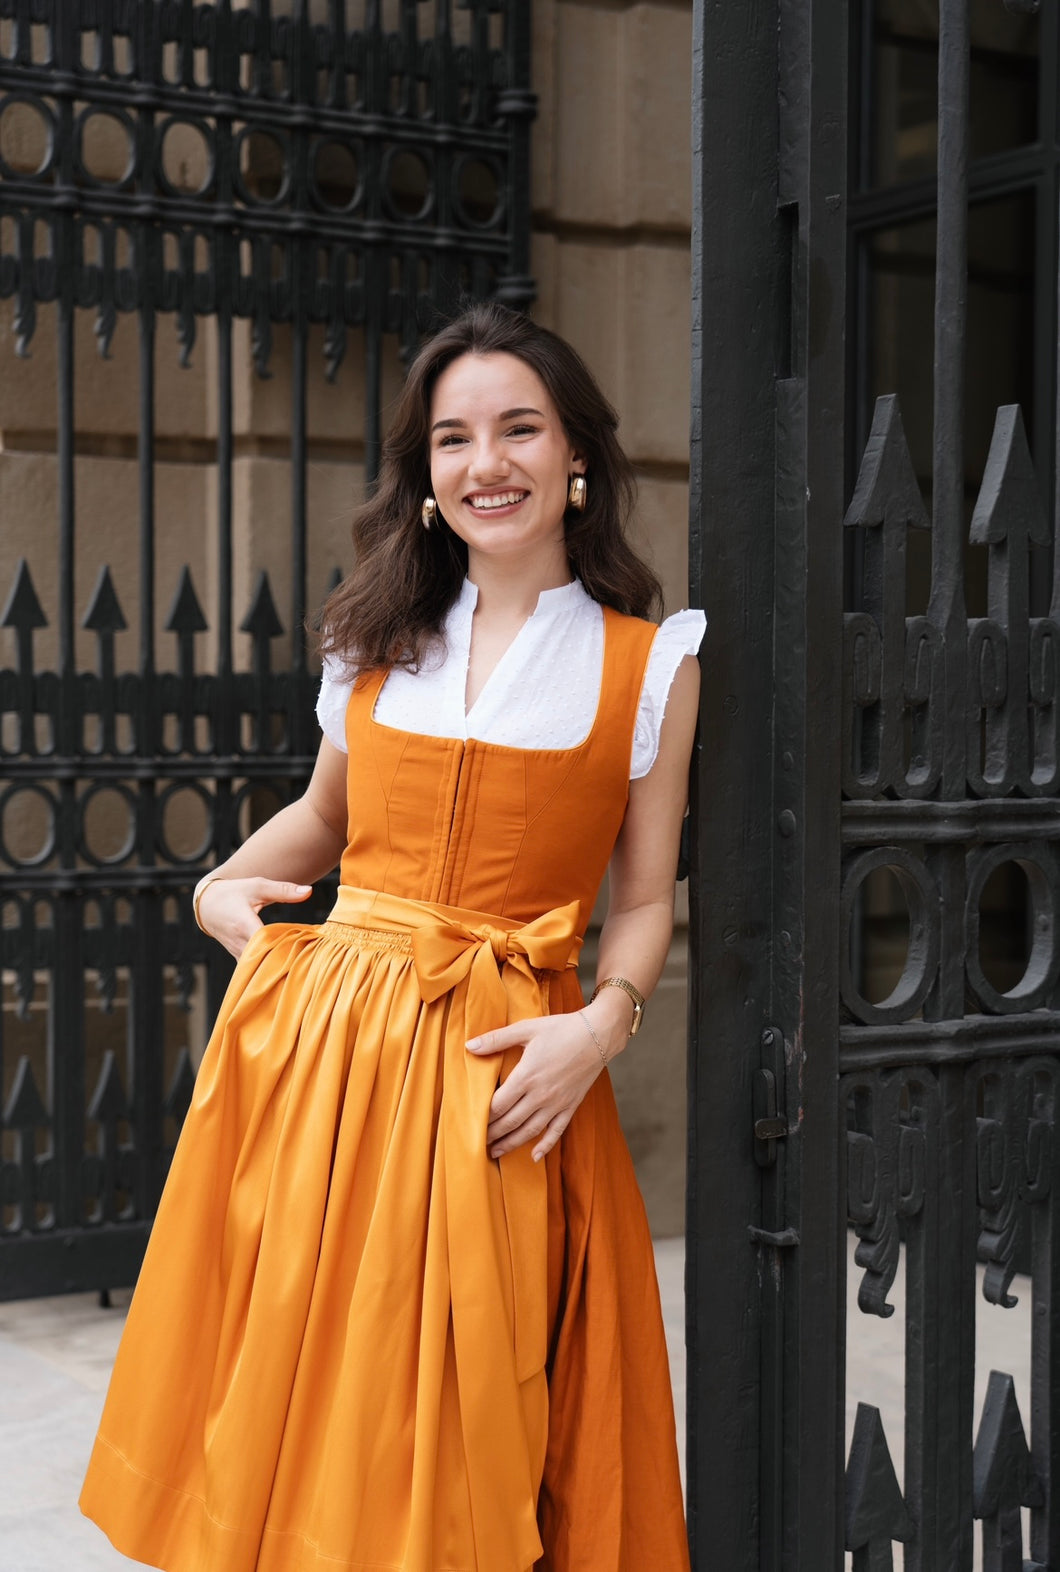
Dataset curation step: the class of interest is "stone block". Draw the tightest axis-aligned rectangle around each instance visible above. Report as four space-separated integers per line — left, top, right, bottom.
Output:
581 927 689 1238
204 454 362 672
544 239 690 468
550 3 624 229
0 297 211 441
529 231 560 335
624 5 693 231
226 319 406 446
618 243 692 463
0 450 210 674
541 240 624 410
544 1 692 233
630 473 691 617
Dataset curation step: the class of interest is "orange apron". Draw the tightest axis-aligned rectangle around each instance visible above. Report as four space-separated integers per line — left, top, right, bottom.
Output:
80 608 691 1572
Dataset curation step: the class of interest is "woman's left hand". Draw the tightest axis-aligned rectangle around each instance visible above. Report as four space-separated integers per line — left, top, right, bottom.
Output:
466 1010 615 1163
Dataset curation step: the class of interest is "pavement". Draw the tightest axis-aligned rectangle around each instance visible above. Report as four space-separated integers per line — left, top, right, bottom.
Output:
0 1237 1032 1571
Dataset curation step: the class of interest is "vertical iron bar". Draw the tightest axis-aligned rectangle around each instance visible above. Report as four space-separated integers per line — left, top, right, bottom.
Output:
494 2 535 311
688 1 782 1564
289 0 310 691
775 0 847 1562
138 273 156 745
929 0 969 801
1029 1078 1060 1563
215 297 234 722
1032 8 1060 1556
364 272 382 490
918 14 975 1568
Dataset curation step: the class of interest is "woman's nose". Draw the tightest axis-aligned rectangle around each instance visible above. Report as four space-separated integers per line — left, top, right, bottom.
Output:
467 438 509 481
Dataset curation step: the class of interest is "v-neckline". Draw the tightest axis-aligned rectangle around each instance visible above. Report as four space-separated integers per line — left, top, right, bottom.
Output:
460 579 581 724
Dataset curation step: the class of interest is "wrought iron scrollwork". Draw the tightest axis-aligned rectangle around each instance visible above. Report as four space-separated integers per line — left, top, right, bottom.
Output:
975 1058 1057 1309
845 1069 937 1317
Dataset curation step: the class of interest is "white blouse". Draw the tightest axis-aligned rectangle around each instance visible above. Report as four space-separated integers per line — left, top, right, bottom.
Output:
316 578 706 780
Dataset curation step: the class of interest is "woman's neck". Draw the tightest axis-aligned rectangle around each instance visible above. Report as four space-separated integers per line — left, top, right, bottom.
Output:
466 549 572 621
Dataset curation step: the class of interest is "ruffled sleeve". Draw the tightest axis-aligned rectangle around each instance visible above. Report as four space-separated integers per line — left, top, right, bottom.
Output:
315 650 356 753
631 609 707 779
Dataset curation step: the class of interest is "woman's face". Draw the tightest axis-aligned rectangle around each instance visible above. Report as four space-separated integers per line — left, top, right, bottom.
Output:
427 351 585 573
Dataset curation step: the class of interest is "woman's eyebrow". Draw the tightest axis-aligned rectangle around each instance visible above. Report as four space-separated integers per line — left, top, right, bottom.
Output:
430 406 544 433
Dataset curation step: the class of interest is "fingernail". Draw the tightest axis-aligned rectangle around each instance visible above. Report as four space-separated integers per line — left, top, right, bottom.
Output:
532 1150 543 1163
296 884 311 892
466 1038 481 1050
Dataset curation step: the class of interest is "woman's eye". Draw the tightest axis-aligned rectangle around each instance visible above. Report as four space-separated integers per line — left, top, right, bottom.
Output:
437 434 466 447
507 424 538 438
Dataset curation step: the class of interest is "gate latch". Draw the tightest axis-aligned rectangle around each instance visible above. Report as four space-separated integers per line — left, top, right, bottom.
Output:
753 1065 786 1166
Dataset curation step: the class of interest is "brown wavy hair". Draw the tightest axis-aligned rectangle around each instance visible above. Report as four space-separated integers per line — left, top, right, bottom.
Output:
315 301 663 674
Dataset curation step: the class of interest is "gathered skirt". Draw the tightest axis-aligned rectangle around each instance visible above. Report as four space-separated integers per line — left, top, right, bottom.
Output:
80 887 690 1572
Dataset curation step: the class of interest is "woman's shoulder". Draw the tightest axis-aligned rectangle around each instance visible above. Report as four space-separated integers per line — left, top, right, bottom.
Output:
630 608 706 779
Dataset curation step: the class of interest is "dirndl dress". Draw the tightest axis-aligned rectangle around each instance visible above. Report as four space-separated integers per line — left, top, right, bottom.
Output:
80 606 691 1572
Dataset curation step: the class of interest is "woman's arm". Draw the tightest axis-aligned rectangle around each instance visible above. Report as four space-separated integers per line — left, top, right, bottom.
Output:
195 735 349 958
468 654 701 1161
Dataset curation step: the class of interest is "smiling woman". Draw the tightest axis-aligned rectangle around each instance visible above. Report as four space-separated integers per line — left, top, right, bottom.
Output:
80 302 703 1572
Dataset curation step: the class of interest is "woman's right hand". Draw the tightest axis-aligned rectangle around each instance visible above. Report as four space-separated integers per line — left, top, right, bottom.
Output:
197 878 313 960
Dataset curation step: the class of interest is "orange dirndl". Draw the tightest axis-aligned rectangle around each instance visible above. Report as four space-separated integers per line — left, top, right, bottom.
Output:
80 608 691 1572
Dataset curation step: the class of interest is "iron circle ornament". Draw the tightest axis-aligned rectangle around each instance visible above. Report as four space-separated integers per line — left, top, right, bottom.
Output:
308 137 364 215
0 93 56 183
231 125 292 209
451 154 505 231
965 842 1060 1013
380 145 435 224
155 781 215 868
155 116 217 201
0 782 58 869
77 781 139 868
74 105 138 191
840 846 940 1025
229 780 287 849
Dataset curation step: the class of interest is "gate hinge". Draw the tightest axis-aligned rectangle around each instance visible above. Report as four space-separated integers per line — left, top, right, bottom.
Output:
753 1063 787 1166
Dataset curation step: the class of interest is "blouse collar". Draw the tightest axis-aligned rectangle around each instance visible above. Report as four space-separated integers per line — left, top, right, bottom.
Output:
455 576 592 622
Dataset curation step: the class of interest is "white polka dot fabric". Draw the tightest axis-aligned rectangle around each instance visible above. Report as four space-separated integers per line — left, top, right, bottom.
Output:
316 578 706 779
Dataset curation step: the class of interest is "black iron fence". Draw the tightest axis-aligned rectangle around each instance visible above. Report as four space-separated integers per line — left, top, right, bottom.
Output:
0 0 533 1300
690 0 1060 1567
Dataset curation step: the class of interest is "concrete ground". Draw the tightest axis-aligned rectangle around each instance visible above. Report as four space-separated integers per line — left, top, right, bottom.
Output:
0 1237 1032 1571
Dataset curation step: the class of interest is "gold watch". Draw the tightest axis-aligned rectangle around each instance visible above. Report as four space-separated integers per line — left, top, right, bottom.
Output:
589 977 646 1036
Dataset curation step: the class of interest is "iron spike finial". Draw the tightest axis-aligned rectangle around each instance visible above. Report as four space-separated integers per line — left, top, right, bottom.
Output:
845 1404 914 1567
844 395 930 534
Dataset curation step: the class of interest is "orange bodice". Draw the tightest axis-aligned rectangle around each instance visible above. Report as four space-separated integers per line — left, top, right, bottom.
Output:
339 605 660 928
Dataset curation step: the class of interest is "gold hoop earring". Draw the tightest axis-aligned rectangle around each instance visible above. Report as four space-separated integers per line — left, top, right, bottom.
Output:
421 496 437 530
567 475 587 512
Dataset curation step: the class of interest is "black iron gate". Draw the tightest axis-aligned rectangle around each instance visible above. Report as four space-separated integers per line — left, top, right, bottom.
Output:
689 1 1060 1568
0 0 533 1301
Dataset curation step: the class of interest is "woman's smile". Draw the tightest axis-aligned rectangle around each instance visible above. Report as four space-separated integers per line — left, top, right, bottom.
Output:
464 488 530 516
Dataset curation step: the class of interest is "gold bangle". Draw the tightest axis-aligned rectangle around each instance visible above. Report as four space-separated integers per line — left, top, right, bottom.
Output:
589 976 646 1037
192 871 226 934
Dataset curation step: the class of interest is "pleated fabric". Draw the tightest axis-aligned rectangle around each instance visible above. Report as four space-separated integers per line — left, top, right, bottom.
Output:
80 609 691 1572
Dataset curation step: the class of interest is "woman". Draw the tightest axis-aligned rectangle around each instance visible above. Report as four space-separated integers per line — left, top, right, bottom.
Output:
81 302 704 1572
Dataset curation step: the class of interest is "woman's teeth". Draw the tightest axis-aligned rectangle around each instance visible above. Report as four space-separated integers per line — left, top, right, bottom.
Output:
468 491 527 510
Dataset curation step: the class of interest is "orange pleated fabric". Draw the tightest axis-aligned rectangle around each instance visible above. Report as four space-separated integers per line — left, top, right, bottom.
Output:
80 608 691 1572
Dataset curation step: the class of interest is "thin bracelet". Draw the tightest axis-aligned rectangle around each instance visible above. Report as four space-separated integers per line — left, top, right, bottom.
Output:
192 870 226 934
577 1009 608 1067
